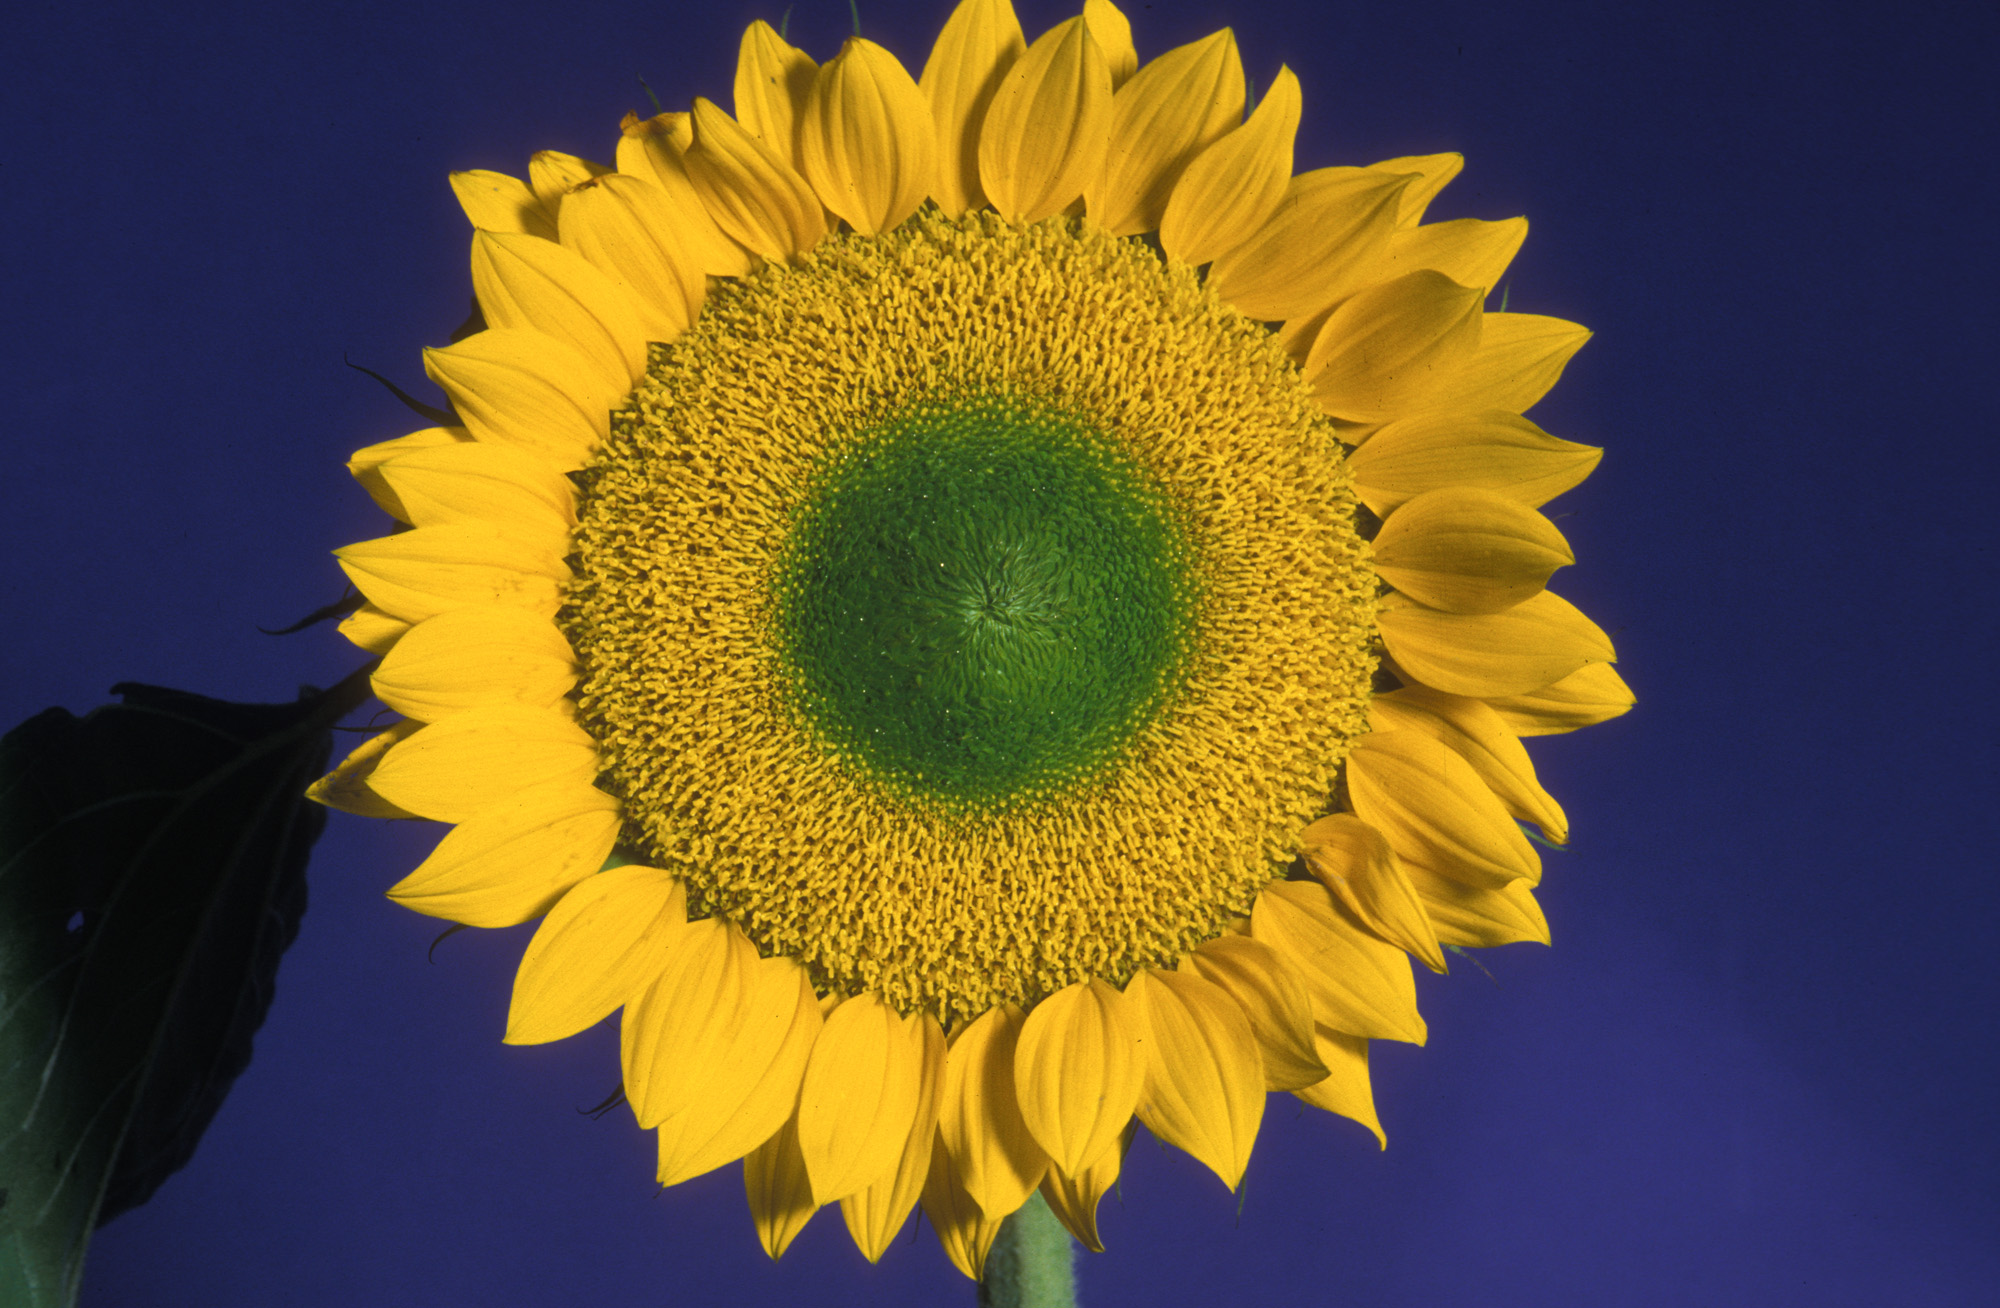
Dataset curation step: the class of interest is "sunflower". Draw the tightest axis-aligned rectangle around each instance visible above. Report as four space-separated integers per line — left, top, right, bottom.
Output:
311 0 1629 1279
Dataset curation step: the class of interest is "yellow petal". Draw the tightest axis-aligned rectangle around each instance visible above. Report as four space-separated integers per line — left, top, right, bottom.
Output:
921 1133 1003 1280
1084 29 1244 235
919 0 1027 215
336 602 410 656
938 1002 1049 1217
448 169 557 240
1124 968 1263 1191
502 866 683 1044
615 111 755 277
622 916 748 1125
387 778 619 928
1187 933 1327 1092
366 703 597 824
470 231 647 387
526 149 611 218
1302 269 1484 421
734 19 819 169
840 1013 947 1262
800 37 938 235
1370 685 1568 844
1081 0 1137 87
1429 311 1592 414
306 720 421 818
1407 867 1550 948
1346 729 1540 890
1274 300 1332 369
651 955 826 1184
1250 879 1427 1043
422 329 617 472
1371 485 1573 615
684 97 829 261
1206 167 1407 322
1157 65 1299 266
376 441 576 544
796 992 926 1204
371 605 576 724
978 16 1113 224
1377 588 1616 698
334 523 568 626
1013 979 1144 1175
1298 814 1447 973
557 173 706 342
1381 216 1528 293
347 426 473 522
745 1108 821 1259
1346 409 1603 516
1368 151 1463 225
1037 1121 1131 1253
1481 660 1636 736
1292 1027 1384 1147
636 111 694 153
1312 212 1530 316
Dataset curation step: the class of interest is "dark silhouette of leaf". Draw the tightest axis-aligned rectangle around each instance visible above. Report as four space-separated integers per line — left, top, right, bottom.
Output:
0 669 371 1307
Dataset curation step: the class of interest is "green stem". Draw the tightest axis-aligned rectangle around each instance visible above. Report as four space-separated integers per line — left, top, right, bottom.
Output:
979 1191 1077 1308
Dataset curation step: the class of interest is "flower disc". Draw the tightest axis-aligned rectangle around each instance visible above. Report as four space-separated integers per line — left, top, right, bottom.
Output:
560 213 1377 1022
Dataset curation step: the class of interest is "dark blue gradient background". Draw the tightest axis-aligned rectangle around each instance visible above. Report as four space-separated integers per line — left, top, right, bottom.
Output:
5 1 1994 1304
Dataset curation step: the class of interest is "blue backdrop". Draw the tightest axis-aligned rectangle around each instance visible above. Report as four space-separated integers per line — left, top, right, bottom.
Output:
4 0 1994 1303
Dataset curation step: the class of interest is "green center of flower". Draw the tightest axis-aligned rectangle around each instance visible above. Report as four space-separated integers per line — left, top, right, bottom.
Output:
772 394 1200 810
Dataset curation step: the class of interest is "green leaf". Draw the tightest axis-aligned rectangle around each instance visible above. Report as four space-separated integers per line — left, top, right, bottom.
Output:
0 671 370 1308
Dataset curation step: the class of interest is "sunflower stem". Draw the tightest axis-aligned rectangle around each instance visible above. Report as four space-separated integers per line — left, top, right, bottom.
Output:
979 1192 1076 1308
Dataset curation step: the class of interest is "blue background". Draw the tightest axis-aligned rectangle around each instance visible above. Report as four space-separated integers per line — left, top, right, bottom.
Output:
4 0 1995 1304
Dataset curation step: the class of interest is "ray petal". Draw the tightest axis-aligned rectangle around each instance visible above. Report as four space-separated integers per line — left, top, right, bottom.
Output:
1297 813 1448 973
365 703 597 824
1036 1121 1132 1253
801 38 938 235
1481 661 1637 736
1292 1026 1384 1147
470 230 647 386
937 1002 1050 1217
919 0 1027 215
651 954 826 1184
503 866 684 1044
449 168 556 239
796 992 926 1204
1188 933 1328 1091
1377 588 1616 699
1013 978 1145 1175
1084 29 1244 235
1371 485 1573 614
1370 685 1569 843
1346 729 1542 890
921 1133 1004 1279
745 1108 821 1259
1157 65 1299 266
1124 968 1263 1191
840 1013 948 1262
387 778 618 928
684 97 829 261
1346 409 1602 516
1250 879 1427 1044
977 16 1114 224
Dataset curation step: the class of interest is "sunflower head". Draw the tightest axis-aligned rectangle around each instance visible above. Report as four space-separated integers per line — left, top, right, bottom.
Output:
316 0 1627 1277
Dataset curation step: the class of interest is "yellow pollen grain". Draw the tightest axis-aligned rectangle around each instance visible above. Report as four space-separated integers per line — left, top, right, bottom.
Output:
560 211 1376 1024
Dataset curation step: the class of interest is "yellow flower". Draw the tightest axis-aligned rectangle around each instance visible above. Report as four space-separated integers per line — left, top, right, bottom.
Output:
314 0 1628 1277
